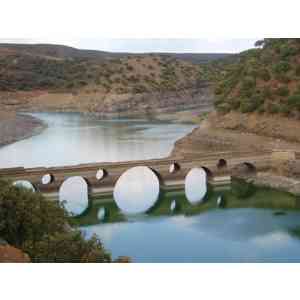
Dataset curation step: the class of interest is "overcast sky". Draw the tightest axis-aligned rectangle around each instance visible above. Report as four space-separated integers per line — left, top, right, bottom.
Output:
0 38 258 53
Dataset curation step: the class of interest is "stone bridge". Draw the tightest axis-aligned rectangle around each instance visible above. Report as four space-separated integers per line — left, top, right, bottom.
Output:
0 150 292 200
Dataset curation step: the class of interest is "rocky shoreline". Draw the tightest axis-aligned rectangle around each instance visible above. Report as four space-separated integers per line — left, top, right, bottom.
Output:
0 112 47 148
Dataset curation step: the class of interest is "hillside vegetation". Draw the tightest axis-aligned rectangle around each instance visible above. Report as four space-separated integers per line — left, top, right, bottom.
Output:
0 43 232 94
215 39 300 119
0 46 206 93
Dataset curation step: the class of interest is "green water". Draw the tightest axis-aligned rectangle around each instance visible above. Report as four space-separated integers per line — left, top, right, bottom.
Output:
78 185 300 262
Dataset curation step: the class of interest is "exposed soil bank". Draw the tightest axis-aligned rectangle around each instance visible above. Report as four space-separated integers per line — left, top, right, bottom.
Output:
0 86 213 117
0 112 46 148
171 111 300 195
251 173 300 196
171 111 300 158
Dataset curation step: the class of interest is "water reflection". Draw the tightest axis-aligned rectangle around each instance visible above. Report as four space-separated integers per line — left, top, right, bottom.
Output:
97 207 106 221
78 181 300 262
185 168 207 204
113 166 160 214
170 200 176 212
13 180 35 191
59 176 89 216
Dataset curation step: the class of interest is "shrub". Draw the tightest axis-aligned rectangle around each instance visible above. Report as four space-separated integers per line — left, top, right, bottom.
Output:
261 86 272 99
240 96 263 113
295 66 300 77
228 98 241 110
258 68 271 81
280 45 298 58
257 106 265 114
240 100 257 113
0 180 111 262
126 65 134 71
275 73 291 83
279 104 291 115
276 86 290 97
241 77 256 91
215 85 224 95
268 103 280 114
273 61 290 74
287 94 300 110
216 103 231 114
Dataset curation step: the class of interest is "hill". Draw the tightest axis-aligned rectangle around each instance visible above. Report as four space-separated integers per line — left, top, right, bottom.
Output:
214 39 300 119
0 43 223 116
0 47 204 93
0 43 232 63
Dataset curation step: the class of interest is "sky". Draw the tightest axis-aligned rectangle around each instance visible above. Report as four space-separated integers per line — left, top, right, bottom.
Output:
0 38 258 54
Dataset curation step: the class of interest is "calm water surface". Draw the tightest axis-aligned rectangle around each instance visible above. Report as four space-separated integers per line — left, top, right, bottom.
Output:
0 112 196 168
2 112 300 262
80 188 300 263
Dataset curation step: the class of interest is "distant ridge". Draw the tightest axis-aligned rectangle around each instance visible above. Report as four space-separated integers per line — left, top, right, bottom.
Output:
0 43 233 64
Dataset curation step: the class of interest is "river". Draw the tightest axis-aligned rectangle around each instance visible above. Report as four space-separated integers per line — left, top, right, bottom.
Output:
0 112 196 168
2 112 300 262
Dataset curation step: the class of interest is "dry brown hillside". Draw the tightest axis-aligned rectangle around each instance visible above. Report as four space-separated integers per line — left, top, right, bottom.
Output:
0 44 216 115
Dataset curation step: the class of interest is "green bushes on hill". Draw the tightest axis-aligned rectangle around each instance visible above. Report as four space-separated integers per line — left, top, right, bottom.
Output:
215 39 300 118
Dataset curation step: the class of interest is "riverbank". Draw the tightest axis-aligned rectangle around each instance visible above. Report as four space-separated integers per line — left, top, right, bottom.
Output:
0 112 47 148
170 111 300 195
171 111 300 158
0 86 214 117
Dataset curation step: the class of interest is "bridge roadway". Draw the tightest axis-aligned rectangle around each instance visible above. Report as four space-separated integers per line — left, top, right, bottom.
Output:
0 150 280 199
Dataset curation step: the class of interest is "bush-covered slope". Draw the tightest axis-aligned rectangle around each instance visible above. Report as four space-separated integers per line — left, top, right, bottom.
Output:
0 47 206 93
215 39 300 119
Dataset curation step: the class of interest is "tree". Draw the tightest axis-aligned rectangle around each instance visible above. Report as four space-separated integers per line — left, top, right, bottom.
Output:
254 39 265 48
0 180 111 262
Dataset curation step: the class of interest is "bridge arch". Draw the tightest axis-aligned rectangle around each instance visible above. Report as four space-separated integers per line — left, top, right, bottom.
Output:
169 162 181 174
113 166 160 214
149 167 165 186
59 176 91 216
201 166 213 179
41 173 55 185
243 162 257 174
96 168 108 181
232 162 257 177
217 159 227 169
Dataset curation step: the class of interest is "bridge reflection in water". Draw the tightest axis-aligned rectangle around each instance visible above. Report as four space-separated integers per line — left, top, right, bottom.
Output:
74 181 300 227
